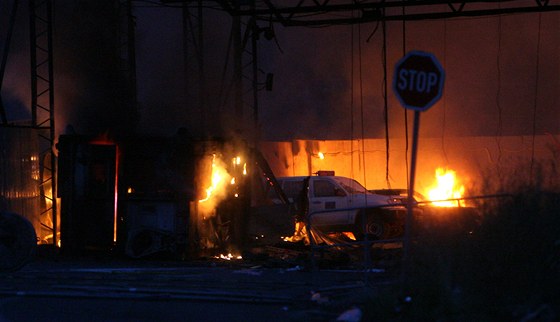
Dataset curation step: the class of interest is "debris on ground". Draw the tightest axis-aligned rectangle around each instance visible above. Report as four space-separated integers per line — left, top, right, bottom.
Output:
336 306 363 322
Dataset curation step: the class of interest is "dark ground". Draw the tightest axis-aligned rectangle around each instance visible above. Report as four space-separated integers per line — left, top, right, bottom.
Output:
0 244 400 322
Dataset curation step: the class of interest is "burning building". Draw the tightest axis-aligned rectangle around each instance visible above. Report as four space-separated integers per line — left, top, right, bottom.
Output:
2 0 558 267
55 130 260 258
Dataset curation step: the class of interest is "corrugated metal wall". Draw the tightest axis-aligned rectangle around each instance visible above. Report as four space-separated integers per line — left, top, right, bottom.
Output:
0 127 42 242
259 135 560 195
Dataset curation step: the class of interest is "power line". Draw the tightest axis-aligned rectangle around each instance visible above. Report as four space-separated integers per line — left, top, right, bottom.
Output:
382 11 390 188
530 12 543 181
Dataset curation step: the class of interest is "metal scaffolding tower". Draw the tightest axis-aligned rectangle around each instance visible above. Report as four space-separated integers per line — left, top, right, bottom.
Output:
29 0 57 245
238 3 261 139
179 1 267 140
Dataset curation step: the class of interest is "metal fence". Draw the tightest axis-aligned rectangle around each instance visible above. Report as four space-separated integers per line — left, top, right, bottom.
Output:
305 194 513 272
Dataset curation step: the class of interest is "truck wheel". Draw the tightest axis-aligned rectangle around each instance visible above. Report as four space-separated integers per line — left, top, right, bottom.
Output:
0 212 37 272
354 213 389 240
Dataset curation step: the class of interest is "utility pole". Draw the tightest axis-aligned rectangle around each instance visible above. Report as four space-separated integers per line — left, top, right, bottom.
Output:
182 2 206 135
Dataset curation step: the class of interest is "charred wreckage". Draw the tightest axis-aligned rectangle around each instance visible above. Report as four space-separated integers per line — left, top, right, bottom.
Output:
0 130 478 270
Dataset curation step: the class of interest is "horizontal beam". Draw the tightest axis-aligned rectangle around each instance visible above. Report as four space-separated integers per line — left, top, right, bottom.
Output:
160 0 560 26
274 4 560 26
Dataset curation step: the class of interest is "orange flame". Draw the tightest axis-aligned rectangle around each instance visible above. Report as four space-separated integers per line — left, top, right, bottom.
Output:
199 154 230 203
426 168 465 207
214 253 243 260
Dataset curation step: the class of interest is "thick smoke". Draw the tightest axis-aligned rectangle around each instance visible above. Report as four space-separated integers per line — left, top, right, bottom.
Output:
3 2 559 141
134 8 237 138
54 1 138 139
259 13 560 141
0 1 32 123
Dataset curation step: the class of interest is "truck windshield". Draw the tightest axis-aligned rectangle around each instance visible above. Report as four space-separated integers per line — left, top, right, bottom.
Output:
333 177 370 194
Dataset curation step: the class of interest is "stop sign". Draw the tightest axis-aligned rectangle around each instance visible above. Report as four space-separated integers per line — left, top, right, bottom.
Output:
393 51 445 111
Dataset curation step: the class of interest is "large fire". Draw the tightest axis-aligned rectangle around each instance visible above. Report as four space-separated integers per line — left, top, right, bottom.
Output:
196 152 246 258
198 154 247 205
426 167 465 207
199 154 231 204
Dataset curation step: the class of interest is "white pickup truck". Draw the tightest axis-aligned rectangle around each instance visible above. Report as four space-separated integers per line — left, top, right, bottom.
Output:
252 172 407 241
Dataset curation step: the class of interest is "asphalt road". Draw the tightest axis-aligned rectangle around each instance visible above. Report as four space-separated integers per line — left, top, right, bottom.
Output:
0 246 399 322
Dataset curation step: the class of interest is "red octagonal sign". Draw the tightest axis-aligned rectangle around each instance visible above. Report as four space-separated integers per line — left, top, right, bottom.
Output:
393 51 445 112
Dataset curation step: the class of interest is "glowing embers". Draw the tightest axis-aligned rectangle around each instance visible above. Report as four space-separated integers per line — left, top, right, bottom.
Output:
283 221 309 244
231 155 247 198
426 167 465 207
341 232 356 241
214 253 243 261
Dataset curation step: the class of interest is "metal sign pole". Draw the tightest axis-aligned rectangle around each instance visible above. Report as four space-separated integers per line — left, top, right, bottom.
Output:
393 50 444 299
402 110 420 294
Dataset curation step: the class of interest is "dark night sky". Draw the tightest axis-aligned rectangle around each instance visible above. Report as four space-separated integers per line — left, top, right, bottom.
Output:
259 14 560 140
1 1 559 141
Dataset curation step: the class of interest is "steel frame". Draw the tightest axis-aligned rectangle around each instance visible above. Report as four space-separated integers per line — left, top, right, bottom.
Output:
217 0 560 25
29 0 57 246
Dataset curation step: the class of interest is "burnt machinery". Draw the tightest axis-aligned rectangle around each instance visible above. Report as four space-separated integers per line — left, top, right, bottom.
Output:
56 131 281 258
